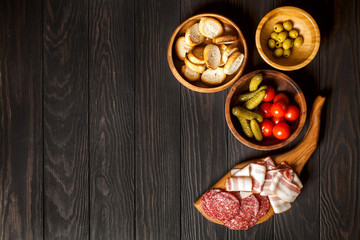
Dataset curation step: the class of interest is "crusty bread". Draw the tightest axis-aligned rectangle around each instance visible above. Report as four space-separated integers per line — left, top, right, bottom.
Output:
181 65 201 82
220 44 239 66
204 44 221 69
212 35 238 44
201 67 226 86
187 46 205 64
199 17 223 39
184 56 205 73
175 36 193 60
185 23 204 46
224 51 244 75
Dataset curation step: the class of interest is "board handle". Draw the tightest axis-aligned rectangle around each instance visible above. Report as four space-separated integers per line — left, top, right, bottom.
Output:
273 96 326 174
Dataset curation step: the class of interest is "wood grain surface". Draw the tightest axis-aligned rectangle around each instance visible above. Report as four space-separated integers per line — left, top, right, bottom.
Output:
134 0 181 239
43 0 89 239
0 0 359 239
89 0 135 239
0 0 43 239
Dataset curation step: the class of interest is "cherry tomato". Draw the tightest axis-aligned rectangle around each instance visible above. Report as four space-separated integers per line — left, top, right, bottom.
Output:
272 116 286 125
273 93 290 105
270 101 287 117
263 86 275 102
273 122 290 140
259 102 273 118
260 119 274 137
284 105 300 121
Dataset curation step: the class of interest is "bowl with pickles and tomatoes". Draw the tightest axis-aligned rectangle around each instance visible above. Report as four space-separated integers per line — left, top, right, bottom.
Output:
225 69 306 150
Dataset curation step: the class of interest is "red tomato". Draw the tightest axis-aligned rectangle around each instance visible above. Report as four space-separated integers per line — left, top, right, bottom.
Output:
284 105 300 121
260 119 274 137
270 101 287 117
273 122 290 140
272 116 286 125
263 86 275 102
273 93 290 105
259 102 273 118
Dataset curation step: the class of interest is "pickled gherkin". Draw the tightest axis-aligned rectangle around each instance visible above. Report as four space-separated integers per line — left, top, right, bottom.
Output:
244 90 266 110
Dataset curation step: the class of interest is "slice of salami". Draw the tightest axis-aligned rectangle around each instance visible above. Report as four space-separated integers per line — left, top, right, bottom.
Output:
210 191 241 221
254 194 270 220
201 189 223 219
240 195 259 220
223 194 260 230
222 210 249 230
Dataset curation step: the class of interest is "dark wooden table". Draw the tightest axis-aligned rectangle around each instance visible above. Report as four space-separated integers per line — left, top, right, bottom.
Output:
1 0 359 239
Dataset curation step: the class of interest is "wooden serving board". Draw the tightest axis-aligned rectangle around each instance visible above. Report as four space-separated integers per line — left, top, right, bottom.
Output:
194 96 326 226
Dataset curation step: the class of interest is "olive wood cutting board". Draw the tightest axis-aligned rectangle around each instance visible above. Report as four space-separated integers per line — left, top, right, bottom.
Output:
194 95 326 225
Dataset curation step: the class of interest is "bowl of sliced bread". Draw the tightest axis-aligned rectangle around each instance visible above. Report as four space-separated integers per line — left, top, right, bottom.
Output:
168 13 248 93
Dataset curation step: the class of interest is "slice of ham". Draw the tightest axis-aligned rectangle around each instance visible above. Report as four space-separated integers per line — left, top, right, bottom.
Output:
231 165 250 177
255 157 277 171
260 170 279 196
292 173 303 189
250 163 266 193
268 195 291 214
269 172 301 202
226 177 252 192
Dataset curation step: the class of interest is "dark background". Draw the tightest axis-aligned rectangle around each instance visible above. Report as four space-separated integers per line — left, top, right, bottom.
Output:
0 0 359 239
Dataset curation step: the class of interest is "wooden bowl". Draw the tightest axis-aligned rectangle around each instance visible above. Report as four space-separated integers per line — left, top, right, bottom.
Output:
255 6 320 71
167 13 248 93
225 69 307 150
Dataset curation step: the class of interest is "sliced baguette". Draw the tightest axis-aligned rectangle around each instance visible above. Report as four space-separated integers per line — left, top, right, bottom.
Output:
184 56 205 73
181 65 201 82
204 44 221 69
201 67 226 86
212 35 238 44
187 46 205 64
220 44 239 66
175 36 193 60
224 51 244 75
185 23 204 46
199 17 223 39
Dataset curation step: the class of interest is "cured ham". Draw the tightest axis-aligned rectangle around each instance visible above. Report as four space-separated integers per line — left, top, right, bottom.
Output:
260 170 279 196
269 172 301 202
231 165 250 177
268 195 291 214
229 157 303 216
249 163 266 193
226 177 252 192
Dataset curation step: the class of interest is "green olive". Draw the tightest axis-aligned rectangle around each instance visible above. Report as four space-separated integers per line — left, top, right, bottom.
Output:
275 41 283 48
270 32 278 40
274 23 284 33
277 31 288 42
289 29 299 39
268 39 276 49
283 20 293 31
294 36 304 47
282 39 293 50
274 48 283 58
283 49 291 58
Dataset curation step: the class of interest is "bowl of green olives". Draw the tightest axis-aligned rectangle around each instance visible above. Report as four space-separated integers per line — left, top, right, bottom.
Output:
225 69 307 150
255 6 320 71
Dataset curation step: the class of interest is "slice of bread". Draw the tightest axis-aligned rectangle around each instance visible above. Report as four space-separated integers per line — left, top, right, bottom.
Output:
224 51 244 75
201 67 226 86
187 46 205 64
185 23 204 46
175 36 193 60
181 65 201 82
220 44 239 66
204 44 221 69
212 35 238 44
199 17 223 39
184 56 205 73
